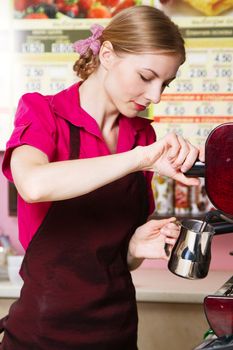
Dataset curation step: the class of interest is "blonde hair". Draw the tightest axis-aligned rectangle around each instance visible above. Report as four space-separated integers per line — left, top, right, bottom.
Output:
73 5 185 80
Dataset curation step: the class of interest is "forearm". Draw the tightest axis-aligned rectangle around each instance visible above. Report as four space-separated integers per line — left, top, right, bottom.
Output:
127 232 145 271
20 147 141 202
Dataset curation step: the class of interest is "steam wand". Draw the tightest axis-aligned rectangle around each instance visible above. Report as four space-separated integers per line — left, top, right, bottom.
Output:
199 210 233 233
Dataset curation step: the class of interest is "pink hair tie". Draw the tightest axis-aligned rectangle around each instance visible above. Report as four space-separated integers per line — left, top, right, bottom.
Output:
73 24 104 56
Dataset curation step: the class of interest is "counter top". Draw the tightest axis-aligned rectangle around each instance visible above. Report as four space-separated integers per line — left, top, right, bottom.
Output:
131 268 232 303
0 268 232 303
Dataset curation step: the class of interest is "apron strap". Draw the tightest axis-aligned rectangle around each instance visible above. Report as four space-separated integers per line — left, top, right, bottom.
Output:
69 123 80 160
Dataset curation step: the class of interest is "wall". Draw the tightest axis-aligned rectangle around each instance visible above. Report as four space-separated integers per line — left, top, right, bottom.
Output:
0 152 24 254
0 153 232 269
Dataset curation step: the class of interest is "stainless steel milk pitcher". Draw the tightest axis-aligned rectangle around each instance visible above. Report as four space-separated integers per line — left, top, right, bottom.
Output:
168 219 215 280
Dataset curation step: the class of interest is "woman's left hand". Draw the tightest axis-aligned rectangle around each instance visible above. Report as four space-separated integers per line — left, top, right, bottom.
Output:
128 217 180 263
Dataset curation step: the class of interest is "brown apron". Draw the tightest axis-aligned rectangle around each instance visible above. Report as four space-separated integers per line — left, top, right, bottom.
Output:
0 123 149 349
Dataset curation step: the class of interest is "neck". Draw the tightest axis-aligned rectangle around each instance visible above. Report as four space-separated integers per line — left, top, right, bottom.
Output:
79 70 119 132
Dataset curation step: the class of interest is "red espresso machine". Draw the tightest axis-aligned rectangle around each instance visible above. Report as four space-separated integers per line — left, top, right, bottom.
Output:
184 123 233 348
193 276 233 349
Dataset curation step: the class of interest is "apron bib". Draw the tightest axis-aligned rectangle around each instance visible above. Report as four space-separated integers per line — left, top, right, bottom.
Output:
0 123 149 350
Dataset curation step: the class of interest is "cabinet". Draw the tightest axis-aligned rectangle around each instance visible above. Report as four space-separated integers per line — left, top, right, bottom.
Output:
0 299 14 342
0 298 209 349
137 301 209 350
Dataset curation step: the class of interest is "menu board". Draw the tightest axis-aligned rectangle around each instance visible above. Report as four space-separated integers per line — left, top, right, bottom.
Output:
150 15 233 146
1 2 233 154
12 19 105 104
0 17 115 148
1 0 139 150
149 5 233 216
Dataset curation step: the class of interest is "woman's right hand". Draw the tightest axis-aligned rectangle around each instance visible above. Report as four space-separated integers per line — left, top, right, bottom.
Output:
137 132 201 186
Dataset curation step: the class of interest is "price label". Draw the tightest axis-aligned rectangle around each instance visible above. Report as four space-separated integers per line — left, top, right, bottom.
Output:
196 126 213 138
51 43 74 54
215 67 232 78
22 42 45 54
189 68 207 78
214 53 232 63
175 81 194 92
25 67 44 77
165 126 184 136
195 104 215 115
202 81 220 92
25 81 41 91
164 105 185 116
49 81 66 93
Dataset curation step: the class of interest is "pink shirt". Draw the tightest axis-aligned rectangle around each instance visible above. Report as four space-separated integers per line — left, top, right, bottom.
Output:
2 82 156 250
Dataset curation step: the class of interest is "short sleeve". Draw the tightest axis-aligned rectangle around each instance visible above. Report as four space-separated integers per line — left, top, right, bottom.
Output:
2 92 57 182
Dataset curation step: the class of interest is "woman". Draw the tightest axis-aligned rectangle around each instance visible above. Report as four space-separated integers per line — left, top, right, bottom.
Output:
1 5 202 350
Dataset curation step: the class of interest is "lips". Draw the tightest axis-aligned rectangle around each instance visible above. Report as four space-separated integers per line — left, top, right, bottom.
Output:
133 102 146 111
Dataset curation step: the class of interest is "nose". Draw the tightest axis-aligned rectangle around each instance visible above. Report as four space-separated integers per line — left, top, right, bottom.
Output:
144 83 162 105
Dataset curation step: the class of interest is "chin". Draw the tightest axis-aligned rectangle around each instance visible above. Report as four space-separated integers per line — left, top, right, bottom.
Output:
122 111 137 118
118 106 138 118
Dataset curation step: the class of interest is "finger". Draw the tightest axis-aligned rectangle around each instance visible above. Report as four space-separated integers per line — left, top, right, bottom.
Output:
163 230 180 239
160 222 179 230
173 172 200 186
150 217 177 228
180 141 199 173
160 225 180 238
198 145 205 162
162 222 180 232
160 217 177 224
171 136 190 169
165 237 177 245
162 132 181 160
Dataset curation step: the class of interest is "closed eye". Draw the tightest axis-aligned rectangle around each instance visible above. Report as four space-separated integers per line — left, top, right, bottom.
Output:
139 74 152 82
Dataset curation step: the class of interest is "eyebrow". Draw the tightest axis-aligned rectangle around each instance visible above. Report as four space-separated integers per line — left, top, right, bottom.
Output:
142 68 158 76
142 68 176 81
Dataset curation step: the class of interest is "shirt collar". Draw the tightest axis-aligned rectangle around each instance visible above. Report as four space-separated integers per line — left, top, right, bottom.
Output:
50 82 152 139
50 82 101 137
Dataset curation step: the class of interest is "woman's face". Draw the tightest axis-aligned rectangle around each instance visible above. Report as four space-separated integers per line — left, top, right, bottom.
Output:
102 50 182 117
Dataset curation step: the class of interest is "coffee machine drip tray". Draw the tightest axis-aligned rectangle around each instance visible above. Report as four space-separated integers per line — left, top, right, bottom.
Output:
204 275 233 338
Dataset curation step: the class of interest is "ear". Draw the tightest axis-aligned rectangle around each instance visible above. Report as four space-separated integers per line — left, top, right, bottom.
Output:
99 41 116 70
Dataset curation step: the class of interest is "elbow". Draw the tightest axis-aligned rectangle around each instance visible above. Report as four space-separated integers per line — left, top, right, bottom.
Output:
19 176 45 203
10 149 48 203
